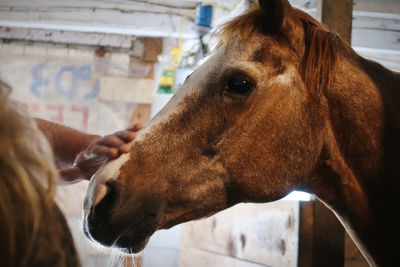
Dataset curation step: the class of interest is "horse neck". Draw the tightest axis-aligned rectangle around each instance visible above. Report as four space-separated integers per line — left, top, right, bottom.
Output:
325 53 400 186
312 52 400 266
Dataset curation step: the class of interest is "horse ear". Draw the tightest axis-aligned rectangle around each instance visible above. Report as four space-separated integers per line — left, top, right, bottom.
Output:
258 0 290 30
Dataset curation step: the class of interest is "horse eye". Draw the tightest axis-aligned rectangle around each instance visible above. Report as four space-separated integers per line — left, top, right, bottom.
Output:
225 77 254 95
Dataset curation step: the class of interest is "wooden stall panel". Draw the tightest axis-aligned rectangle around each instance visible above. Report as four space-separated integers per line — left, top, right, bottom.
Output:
180 201 299 267
99 76 154 104
180 247 268 267
345 233 369 267
144 37 163 62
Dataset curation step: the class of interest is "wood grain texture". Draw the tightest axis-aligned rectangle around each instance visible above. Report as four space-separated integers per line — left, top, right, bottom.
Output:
180 201 299 267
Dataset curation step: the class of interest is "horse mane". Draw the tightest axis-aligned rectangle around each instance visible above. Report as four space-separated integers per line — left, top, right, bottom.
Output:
217 7 356 92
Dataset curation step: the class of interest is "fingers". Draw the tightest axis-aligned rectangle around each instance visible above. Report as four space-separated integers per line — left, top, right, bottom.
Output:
72 124 142 180
91 145 119 159
118 144 131 153
113 130 136 142
81 124 142 162
95 124 142 155
112 123 141 142
128 123 142 132
98 134 127 148
100 135 132 155
72 124 142 178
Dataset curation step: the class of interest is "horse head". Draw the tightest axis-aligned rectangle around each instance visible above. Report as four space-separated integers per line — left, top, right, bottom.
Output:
83 0 328 253
83 0 377 257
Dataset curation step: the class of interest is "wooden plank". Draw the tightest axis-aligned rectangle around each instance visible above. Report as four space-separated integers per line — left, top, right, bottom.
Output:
130 61 154 79
321 0 354 43
180 247 269 267
0 1 196 16
313 200 345 267
144 37 162 62
298 201 314 267
352 28 400 52
352 11 400 51
298 200 345 267
353 47 400 80
127 59 154 126
99 76 154 104
0 27 132 48
344 233 368 267
0 7 198 38
0 0 238 11
180 201 299 267
0 0 242 38
354 0 400 14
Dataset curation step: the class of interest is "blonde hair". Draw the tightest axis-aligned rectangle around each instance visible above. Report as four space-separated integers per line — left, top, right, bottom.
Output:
0 81 80 266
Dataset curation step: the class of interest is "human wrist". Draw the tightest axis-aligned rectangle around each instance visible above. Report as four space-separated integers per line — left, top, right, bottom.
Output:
58 166 90 182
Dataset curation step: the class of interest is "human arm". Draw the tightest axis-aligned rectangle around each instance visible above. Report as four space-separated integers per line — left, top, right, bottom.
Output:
35 118 141 181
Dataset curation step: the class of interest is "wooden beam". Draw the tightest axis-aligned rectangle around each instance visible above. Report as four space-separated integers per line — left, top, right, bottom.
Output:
321 0 354 43
0 0 242 38
298 200 345 267
144 37 163 62
312 200 345 267
298 201 314 267
0 27 133 48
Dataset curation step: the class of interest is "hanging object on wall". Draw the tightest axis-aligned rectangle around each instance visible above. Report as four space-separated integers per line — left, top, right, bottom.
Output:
157 47 182 94
157 3 214 95
195 4 213 56
157 66 174 94
195 5 213 28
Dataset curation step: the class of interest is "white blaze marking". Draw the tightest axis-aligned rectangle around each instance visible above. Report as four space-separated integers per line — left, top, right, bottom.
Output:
84 46 226 212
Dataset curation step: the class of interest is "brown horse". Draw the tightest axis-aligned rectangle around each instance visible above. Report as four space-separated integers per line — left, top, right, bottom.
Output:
83 0 400 266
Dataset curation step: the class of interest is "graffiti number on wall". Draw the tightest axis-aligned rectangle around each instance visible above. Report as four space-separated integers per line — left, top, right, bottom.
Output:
17 101 89 131
30 62 51 98
30 63 99 101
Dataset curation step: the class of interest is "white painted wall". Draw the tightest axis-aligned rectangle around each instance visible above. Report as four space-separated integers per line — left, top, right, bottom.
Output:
0 43 134 134
0 0 243 38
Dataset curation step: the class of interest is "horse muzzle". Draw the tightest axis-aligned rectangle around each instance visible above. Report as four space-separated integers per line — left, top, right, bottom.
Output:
83 178 161 254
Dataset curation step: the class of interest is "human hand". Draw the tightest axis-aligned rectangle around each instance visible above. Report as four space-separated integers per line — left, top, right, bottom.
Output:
59 123 142 182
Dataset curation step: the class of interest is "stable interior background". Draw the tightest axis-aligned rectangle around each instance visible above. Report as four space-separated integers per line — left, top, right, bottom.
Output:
0 0 399 266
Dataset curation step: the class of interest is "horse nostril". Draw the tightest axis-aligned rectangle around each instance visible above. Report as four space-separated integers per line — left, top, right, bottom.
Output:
148 212 157 218
92 180 119 212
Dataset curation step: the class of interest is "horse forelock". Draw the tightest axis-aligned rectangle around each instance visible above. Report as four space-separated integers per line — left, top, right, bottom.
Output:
216 6 356 93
